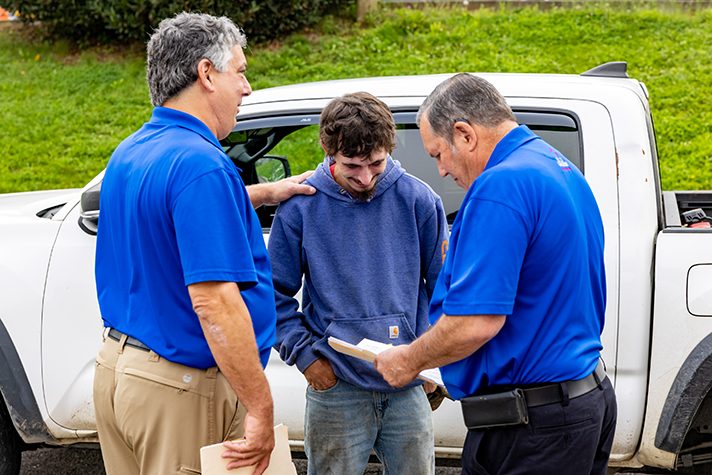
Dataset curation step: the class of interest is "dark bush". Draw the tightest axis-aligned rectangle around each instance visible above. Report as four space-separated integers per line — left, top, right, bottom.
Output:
7 0 350 44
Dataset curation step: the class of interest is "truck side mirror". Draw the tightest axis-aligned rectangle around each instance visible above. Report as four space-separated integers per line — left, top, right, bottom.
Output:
78 181 101 236
256 156 291 183
253 156 292 229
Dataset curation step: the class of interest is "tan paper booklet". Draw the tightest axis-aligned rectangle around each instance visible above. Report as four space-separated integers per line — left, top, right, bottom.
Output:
200 424 297 475
327 336 445 387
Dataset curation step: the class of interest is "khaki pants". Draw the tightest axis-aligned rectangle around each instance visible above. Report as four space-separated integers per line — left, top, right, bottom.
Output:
94 332 246 474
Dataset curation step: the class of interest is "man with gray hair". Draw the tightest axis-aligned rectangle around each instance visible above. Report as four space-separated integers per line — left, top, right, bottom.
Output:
375 73 617 474
93 12 313 475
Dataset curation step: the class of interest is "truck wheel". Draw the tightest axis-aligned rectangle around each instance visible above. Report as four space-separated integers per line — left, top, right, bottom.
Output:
0 401 22 474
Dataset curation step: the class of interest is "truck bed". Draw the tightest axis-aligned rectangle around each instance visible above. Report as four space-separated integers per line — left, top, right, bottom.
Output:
662 191 712 228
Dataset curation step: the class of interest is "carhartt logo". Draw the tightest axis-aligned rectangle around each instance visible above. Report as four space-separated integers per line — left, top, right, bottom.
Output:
389 326 399 339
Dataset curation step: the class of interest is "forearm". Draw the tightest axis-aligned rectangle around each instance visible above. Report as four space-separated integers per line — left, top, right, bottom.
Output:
201 313 273 417
408 314 506 372
246 183 272 209
190 282 274 419
276 325 319 372
274 291 319 370
270 213 318 371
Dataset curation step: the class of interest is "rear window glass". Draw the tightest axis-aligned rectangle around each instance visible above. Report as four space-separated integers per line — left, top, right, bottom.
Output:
224 110 582 225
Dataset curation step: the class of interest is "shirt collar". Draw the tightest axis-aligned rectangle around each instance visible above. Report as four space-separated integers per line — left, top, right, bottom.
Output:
483 125 539 172
149 106 222 151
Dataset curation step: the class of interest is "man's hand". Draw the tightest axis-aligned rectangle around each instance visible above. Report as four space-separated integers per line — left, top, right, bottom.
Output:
248 170 316 208
303 357 337 390
222 411 275 475
267 170 316 204
374 344 420 388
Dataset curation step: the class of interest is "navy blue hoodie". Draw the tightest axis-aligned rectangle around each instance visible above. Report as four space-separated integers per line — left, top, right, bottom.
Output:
269 156 448 392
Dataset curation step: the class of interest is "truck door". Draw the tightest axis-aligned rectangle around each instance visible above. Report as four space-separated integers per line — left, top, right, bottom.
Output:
40 174 103 435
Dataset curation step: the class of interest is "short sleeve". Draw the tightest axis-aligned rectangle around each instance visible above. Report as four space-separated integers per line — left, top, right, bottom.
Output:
443 198 529 316
171 169 258 287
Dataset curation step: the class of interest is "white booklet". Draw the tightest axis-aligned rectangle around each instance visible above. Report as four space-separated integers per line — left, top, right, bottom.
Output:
327 336 445 387
200 424 297 475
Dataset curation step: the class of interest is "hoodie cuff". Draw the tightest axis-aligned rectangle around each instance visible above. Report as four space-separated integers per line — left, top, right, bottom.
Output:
295 346 320 374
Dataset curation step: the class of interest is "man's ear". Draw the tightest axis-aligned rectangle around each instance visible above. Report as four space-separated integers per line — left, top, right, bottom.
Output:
454 121 477 152
196 58 216 92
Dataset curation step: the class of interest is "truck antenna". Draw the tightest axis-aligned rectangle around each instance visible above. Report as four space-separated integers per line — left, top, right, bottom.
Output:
581 62 629 78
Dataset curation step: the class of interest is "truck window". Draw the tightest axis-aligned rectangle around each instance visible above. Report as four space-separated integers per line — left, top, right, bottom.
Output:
223 110 582 226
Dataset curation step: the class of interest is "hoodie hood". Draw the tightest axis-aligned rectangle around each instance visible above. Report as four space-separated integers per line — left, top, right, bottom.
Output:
307 155 405 203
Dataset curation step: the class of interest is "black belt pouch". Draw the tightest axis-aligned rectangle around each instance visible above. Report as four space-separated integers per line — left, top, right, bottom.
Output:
460 388 529 430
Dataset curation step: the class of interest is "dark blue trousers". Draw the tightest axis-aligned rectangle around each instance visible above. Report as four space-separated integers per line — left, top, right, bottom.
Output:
461 377 617 475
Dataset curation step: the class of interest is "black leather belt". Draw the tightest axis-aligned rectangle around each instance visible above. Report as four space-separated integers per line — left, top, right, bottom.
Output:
459 362 607 430
107 328 152 352
520 361 606 407
474 360 607 408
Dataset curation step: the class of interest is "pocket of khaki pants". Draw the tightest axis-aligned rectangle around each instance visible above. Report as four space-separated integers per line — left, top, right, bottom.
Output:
222 401 246 441
215 372 245 440
178 466 201 474
123 367 192 392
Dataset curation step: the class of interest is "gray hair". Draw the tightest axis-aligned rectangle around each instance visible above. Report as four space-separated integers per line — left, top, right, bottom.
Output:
416 73 516 144
146 12 247 106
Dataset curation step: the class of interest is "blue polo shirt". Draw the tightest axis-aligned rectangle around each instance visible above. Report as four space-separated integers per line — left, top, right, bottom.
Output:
96 107 276 369
430 126 606 400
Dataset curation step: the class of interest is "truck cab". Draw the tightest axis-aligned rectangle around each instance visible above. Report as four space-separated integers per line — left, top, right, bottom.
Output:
2 63 712 473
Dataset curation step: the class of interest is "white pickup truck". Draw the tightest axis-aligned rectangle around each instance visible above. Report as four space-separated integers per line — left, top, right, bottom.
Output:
1 62 712 474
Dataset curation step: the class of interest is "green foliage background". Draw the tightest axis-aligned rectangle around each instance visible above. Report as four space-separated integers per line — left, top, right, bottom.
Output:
1 5 711 193
6 0 347 44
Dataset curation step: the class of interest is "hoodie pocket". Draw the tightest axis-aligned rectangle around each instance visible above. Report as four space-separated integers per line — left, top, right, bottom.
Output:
315 313 418 388
324 313 417 347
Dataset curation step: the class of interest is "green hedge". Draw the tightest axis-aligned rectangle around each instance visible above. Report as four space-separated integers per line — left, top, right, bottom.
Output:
7 0 349 44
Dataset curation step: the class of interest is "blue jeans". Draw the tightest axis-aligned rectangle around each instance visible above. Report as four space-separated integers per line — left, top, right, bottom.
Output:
305 380 435 475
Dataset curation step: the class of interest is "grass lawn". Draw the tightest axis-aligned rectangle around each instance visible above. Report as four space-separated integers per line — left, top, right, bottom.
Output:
1 5 710 193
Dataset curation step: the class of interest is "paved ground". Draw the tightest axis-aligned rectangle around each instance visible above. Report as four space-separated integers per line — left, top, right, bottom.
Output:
21 447 105 475
21 447 463 474
20 447 650 474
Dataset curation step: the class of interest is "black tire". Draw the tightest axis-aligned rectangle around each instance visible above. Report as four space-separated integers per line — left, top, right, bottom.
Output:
0 400 22 475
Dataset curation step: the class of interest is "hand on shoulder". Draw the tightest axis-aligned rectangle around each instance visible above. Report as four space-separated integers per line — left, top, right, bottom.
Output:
248 170 316 208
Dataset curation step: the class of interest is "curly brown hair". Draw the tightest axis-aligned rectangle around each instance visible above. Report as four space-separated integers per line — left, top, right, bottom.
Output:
320 92 396 159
